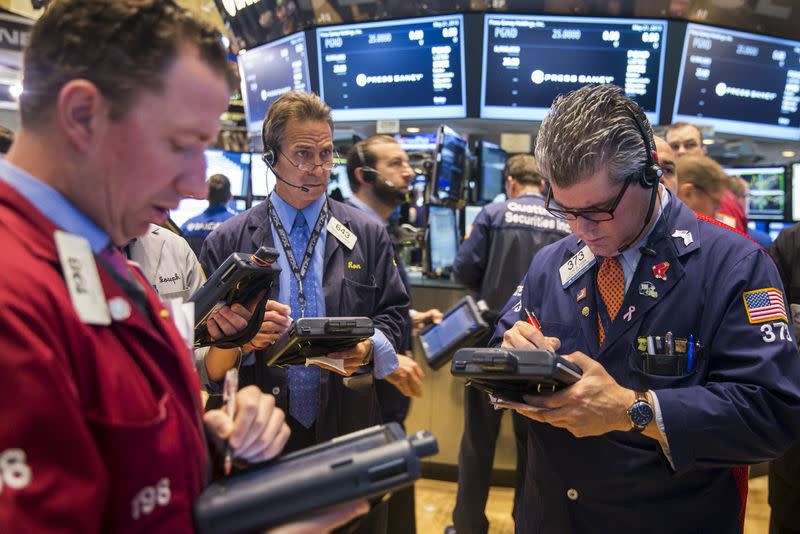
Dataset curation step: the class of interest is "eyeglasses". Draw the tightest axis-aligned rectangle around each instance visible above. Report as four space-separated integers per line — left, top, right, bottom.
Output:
277 147 337 172
545 175 633 222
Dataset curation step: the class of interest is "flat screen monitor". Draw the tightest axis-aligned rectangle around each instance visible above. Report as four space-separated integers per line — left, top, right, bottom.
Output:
793 163 800 221
426 205 459 275
239 31 312 135
249 152 277 197
431 125 468 204
205 149 249 197
478 141 507 203
316 14 466 121
723 166 787 221
396 133 438 152
171 198 208 228
464 205 483 230
768 221 794 241
327 165 352 200
481 14 667 123
673 24 800 141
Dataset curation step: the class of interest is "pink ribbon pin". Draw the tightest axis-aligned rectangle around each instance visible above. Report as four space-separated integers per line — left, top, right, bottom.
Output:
623 306 635 322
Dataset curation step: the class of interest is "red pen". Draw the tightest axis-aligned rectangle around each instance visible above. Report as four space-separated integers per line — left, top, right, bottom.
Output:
524 307 541 332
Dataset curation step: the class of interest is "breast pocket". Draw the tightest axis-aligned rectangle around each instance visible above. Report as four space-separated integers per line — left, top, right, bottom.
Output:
626 342 704 391
340 277 378 315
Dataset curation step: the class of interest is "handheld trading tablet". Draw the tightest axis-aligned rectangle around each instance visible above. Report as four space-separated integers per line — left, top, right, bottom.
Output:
418 296 490 370
451 347 582 402
262 316 375 367
191 247 281 348
193 423 438 534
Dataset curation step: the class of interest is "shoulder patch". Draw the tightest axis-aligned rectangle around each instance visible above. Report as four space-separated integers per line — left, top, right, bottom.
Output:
743 287 788 324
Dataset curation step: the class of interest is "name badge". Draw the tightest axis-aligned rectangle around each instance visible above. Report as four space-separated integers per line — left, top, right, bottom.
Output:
327 216 357 250
559 245 596 288
54 231 111 325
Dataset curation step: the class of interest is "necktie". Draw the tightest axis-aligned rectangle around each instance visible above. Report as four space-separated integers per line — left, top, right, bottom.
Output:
287 210 320 428
99 245 133 282
597 256 624 346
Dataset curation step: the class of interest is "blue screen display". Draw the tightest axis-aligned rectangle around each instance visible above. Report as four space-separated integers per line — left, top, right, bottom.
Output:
316 14 466 121
427 206 459 273
481 14 667 123
433 125 468 203
239 32 312 135
673 24 800 140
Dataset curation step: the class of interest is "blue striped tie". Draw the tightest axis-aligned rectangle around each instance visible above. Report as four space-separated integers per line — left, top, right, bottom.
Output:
287 211 320 428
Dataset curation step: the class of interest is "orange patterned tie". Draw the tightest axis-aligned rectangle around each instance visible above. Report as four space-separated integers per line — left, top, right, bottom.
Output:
597 256 624 345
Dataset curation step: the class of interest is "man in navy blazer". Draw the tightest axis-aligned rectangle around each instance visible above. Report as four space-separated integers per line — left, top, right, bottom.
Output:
199 92 409 462
497 84 800 533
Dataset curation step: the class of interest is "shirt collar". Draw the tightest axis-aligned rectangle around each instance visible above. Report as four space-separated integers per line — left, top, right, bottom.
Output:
0 158 109 252
270 190 327 230
618 185 670 269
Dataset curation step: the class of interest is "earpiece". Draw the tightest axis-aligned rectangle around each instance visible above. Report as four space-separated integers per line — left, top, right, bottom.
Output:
627 106 662 189
356 142 377 183
262 148 275 166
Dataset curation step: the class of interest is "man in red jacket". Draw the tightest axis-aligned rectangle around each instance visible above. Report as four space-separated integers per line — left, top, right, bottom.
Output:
0 1 363 532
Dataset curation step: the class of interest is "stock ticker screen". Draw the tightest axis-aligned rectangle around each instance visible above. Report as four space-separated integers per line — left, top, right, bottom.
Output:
316 14 466 121
239 31 312 135
481 14 667 123
673 24 800 141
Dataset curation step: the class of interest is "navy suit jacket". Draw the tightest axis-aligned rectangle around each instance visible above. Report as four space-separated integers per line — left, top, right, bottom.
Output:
495 197 800 533
200 197 409 444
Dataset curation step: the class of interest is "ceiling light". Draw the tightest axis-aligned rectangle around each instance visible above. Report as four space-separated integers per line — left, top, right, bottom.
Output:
782 150 796 158
406 127 420 133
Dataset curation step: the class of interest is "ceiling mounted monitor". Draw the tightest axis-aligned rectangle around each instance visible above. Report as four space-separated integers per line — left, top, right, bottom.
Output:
481 14 667 123
316 14 467 121
673 23 800 141
238 31 312 136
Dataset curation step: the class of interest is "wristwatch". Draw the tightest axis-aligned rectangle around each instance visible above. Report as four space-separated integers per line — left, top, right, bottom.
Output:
627 391 654 432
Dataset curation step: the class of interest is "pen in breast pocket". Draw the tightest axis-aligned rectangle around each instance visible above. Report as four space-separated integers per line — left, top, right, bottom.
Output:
687 335 695 372
223 367 239 476
524 307 542 333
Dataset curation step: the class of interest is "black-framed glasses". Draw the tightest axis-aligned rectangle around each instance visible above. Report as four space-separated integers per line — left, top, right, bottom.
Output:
545 176 633 222
277 147 337 172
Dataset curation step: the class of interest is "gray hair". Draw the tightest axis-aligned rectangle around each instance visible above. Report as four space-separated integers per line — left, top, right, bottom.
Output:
534 84 652 188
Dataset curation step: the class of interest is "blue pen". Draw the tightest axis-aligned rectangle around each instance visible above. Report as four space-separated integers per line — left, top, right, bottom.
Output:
687 335 695 372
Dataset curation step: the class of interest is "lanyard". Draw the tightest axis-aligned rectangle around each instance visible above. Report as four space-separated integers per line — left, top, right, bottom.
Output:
267 196 328 317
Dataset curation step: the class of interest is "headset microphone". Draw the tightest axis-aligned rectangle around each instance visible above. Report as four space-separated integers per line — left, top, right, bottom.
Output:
261 152 310 193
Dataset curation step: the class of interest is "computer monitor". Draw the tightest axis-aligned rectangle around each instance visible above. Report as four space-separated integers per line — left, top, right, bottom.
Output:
768 221 794 241
239 31 312 135
673 24 800 141
249 152 277 197
205 149 249 198
478 141 508 203
327 164 352 201
481 14 667 123
170 198 209 228
425 205 459 276
431 125 468 204
723 166 787 221
793 163 800 222
316 14 466 121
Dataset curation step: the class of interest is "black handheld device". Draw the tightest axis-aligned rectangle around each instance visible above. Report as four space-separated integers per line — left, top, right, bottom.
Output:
417 296 489 370
191 246 281 348
193 423 438 534
262 316 375 367
450 347 582 402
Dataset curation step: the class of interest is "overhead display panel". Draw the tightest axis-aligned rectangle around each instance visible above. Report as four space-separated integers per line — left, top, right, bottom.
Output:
316 14 466 121
481 14 667 123
673 23 800 141
239 31 312 135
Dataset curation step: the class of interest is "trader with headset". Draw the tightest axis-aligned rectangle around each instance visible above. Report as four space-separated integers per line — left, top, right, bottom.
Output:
494 84 800 532
199 92 408 469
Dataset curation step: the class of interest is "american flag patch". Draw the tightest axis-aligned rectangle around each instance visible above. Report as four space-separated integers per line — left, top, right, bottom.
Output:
743 288 788 324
